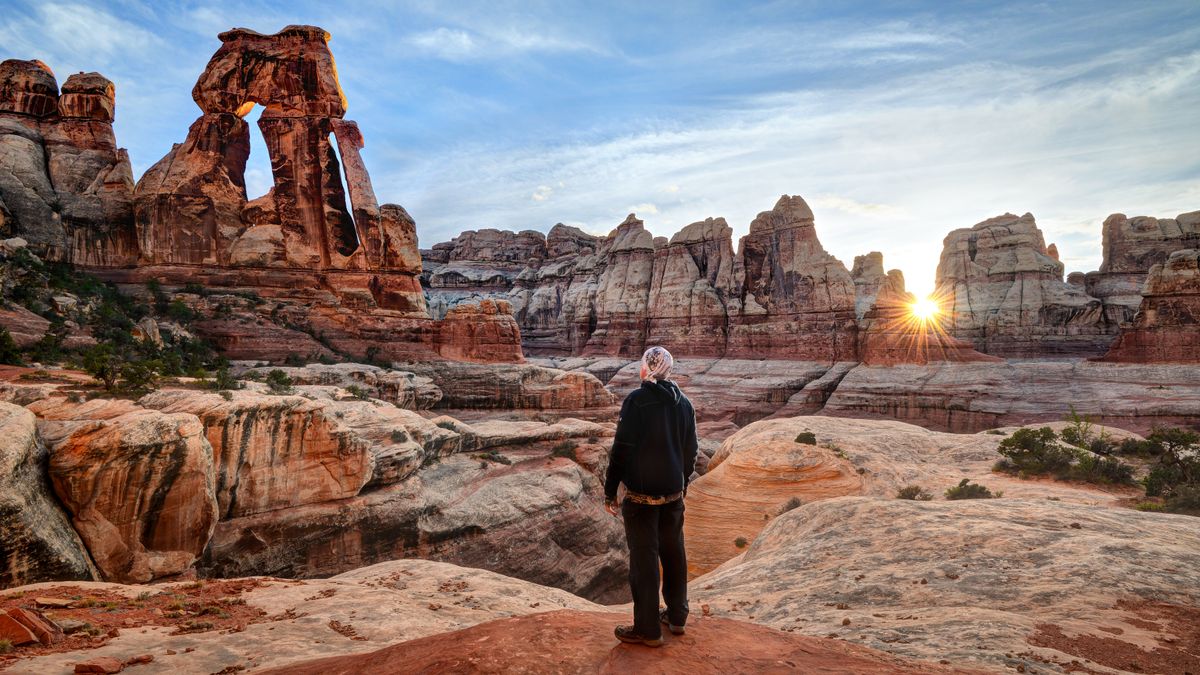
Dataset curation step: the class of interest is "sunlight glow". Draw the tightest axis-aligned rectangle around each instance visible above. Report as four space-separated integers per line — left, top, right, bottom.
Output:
910 296 941 322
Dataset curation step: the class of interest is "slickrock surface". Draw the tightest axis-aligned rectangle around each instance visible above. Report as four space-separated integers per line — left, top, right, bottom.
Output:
0 402 96 587
693 496 1200 674
685 416 1138 576
821 359 1200 433
934 212 1112 357
1 559 603 675
1102 248 1200 362
29 398 218 583
267 609 973 675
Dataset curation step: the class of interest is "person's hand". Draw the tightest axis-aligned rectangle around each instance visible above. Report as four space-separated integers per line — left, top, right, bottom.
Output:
604 499 619 517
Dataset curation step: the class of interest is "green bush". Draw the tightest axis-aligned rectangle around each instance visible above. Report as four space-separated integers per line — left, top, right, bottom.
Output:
945 479 1001 500
265 369 294 395
0 637 11 654
345 384 372 401
794 431 817 445
390 429 408 443
734 536 749 548
208 366 241 391
996 427 1075 475
477 450 511 465
1072 452 1136 485
551 442 576 459
1165 484 1200 514
0 327 23 365
82 344 121 391
896 485 933 501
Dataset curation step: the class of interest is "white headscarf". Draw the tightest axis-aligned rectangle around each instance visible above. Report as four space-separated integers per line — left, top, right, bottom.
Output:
641 346 674 382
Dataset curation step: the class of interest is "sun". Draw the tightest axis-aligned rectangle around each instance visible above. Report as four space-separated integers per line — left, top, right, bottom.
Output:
910 296 941 322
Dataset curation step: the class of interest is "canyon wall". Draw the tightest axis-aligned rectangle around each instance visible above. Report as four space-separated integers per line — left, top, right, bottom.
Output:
426 205 1200 363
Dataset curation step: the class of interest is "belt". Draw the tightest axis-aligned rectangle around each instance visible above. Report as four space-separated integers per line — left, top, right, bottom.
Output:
624 490 684 506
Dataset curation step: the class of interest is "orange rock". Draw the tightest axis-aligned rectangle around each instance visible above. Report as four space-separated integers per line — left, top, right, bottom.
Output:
73 656 124 673
34 398 218 583
5 606 63 645
684 441 863 577
1101 249 1200 363
0 610 38 645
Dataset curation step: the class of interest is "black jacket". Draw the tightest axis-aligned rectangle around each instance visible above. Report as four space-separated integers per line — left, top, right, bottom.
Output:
604 379 698 501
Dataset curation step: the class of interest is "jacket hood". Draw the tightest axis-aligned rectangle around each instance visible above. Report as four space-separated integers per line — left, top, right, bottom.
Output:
641 378 681 404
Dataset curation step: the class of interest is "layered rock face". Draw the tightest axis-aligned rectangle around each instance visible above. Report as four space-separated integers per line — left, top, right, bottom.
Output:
425 196 858 360
728 195 858 360
1102 249 1200 362
0 60 136 265
1086 211 1200 320
934 212 1111 357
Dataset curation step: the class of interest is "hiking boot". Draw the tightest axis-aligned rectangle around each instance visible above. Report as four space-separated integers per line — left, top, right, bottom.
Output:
659 609 685 635
614 624 663 647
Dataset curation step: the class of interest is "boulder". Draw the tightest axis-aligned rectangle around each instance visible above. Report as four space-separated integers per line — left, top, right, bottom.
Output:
32 398 218 582
0 401 96 586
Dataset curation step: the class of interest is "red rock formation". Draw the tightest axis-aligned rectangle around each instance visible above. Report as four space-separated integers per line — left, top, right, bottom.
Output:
934 212 1111 357
425 196 859 361
0 60 135 264
1086 211 1200 322
264 609 967 675
646 217 738 356
32 398 218 583
435 299 524 363
583 214 656 355
1101 249 1200 363
727 195 858 360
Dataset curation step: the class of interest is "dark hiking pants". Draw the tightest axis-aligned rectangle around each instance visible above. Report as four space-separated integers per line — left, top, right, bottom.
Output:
621 498 688 638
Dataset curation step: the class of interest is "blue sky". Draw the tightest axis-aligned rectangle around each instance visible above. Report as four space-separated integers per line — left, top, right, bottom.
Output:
2 1 1197 294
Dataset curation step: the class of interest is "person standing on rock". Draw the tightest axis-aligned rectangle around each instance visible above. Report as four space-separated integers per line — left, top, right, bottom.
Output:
604 345 698 647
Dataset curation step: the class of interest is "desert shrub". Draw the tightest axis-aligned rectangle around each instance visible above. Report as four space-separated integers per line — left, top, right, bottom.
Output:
986 429 1007 435
390 429 408 443
1165 484 1200 514
1118 437 1164 458
551 442 576 459
896 485 933 501
118 359 160 395
477 450 511 465
345 384 372 401
944 479 1001 500
242 370 264 381
996 427 1075 475
1071 452 1136 485
207 366 241 391
283 353 305 366
794 431 817 445
0 638 11 654
777 497 803 514
182 283 208 297
82 344 121 391
1141 428 1200 512
1060 406 1095 449
0 327 23 365
1135 501 1166 512
218 390 233 401
734 536 748 548
145 280 169 313
265 369 294 395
